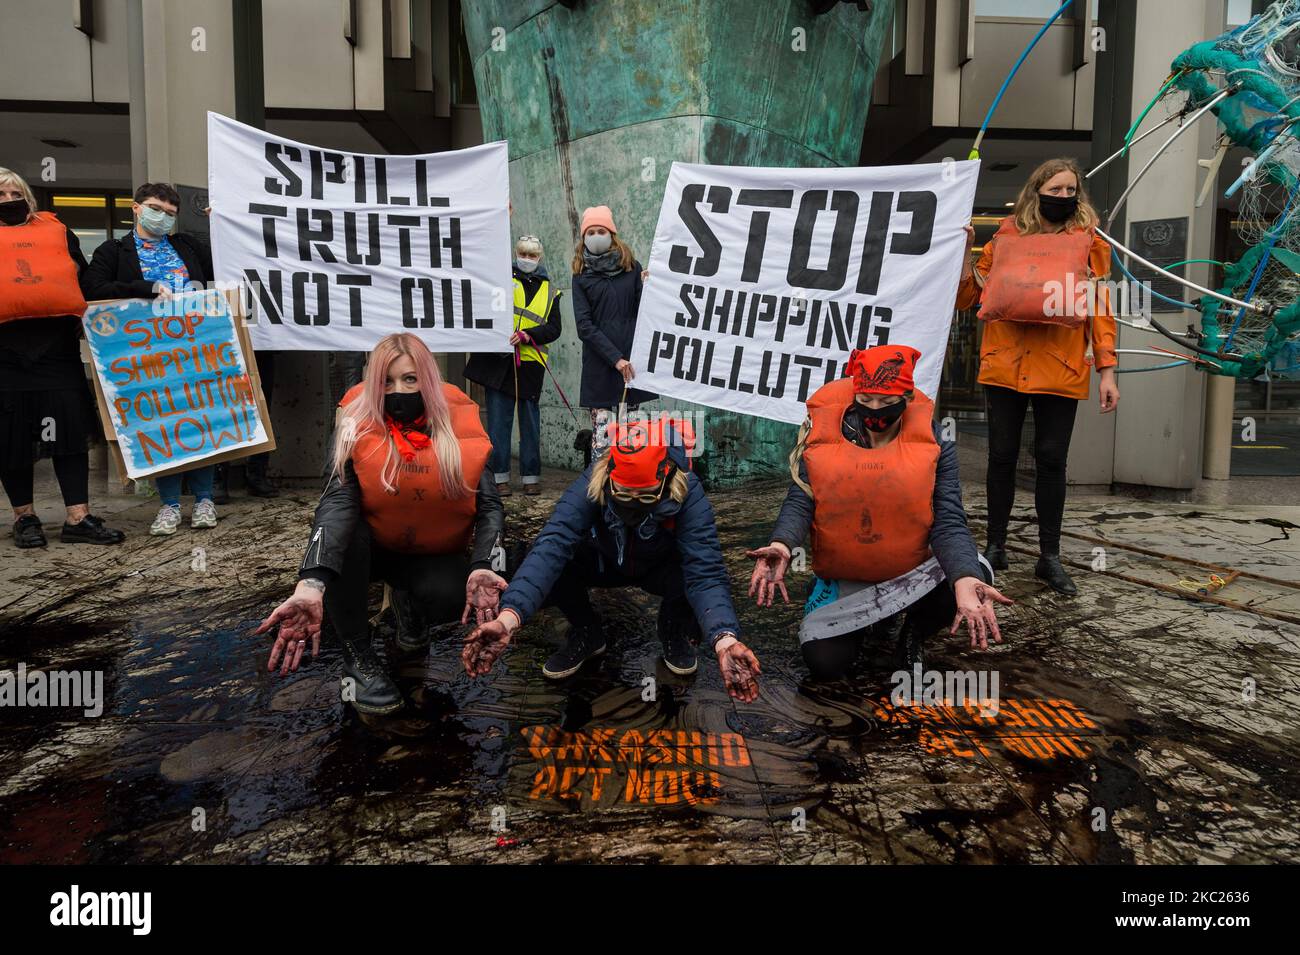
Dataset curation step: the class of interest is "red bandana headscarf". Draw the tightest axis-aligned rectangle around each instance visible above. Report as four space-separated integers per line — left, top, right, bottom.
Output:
607 420 673 490
846 345 921 396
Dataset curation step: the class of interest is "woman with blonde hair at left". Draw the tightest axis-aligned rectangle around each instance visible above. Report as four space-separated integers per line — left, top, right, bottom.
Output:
257 333 506 715
0 166 124 548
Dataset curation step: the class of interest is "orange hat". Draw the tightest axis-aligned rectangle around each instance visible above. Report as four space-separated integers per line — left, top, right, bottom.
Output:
580 205 617 236
606 419 672 490
846 344 921 396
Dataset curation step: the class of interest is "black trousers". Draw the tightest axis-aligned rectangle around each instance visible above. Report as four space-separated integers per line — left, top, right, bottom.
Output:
324 519 468 644
545 541 699 640
799 579 952 681
1 453 89 511
800 562 994 682
984 384 1079 555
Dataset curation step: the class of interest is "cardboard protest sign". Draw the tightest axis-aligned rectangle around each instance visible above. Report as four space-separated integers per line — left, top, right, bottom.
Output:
82 289 274 480
207 111 514 353
628 160 980 424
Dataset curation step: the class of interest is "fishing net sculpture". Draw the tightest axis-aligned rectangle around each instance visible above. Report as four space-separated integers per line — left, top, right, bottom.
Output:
1095 0 1300 379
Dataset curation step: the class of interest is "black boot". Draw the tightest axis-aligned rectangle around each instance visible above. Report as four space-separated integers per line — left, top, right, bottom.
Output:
983 540 1008 571
1035 554 1078 596
339 634 404 714
245 454 279 498
211 464 231 505
894 618 924 673
542 617 607 680
390 587 430 653
657 607 699 676
574 428 593 469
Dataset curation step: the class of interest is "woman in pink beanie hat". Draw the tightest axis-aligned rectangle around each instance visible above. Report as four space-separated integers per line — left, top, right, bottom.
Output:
570 205 656 459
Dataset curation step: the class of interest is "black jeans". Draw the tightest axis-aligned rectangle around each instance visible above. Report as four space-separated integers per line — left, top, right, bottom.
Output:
984 385 1079 555
800 562 992 681
324 519 468 644
545 541 699 640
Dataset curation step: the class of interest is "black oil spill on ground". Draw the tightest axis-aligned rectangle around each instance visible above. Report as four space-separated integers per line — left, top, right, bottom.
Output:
1 480 1297 862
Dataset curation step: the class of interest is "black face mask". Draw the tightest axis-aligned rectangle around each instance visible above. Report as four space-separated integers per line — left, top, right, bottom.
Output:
384 391 425 424
0 198 30 226
1038 193 1078 224
612 501 655 527
858 400 907 433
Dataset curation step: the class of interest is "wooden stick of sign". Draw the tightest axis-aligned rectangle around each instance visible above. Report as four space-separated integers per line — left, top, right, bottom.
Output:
84 289 276 485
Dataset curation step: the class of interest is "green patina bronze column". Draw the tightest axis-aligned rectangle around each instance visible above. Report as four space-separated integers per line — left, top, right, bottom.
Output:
462 0 893 484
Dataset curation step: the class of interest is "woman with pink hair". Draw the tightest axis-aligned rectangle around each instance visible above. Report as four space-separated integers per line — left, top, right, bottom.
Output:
256 333 506 715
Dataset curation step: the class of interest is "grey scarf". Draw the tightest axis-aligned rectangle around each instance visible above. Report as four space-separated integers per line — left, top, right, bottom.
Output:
582 247 625 276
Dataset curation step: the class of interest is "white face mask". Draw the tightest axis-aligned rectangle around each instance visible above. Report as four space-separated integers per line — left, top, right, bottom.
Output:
584 232 612 254
515 257 539 273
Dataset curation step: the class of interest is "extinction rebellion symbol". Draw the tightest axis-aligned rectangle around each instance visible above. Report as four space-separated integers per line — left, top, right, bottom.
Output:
88 310 118 337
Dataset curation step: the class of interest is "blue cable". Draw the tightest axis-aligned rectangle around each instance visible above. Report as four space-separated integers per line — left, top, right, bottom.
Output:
969 0 1074 159
1109 249 1201 313
1115 360 1189 374
1223 174 1300 349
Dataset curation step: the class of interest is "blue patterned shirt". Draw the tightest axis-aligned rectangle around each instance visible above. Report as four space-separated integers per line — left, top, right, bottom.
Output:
134 232 190 291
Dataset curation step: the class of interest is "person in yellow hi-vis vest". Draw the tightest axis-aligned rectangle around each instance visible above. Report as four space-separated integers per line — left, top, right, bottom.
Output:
465 235 563 497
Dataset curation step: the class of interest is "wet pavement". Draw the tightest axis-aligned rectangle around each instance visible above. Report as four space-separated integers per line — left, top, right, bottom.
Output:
1 463 1298 864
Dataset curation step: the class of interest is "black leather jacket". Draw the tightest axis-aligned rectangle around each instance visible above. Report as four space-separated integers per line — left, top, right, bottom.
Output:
297 431 504 583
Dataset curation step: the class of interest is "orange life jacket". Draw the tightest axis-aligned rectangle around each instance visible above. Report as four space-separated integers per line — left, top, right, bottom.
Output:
339 382 491 554
0 212 87 324
978 215 1093 327
803 377 938 583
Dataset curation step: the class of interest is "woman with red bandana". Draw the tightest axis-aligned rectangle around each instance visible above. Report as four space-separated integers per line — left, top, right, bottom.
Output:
747 345 1012 682
256 333 506 715
462 416 761 702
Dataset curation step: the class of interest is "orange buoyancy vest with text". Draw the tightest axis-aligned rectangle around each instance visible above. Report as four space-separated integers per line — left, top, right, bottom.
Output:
803 377 939 583
339 382 491 554
978 216 1094 327
0 212 87 323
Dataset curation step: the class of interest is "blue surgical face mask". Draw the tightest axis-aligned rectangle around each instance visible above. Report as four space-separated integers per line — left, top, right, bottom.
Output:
138 206 176 236
515 257 540 273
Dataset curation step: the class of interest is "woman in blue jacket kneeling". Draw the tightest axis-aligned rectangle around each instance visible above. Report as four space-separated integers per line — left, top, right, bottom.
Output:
463 417 761 702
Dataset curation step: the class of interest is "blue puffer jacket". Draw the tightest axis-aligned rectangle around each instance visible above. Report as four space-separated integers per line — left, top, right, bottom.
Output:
500 447 740 646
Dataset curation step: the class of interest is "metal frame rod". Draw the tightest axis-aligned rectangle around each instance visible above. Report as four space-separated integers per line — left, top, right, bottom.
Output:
1105 85 1237 231
1097 226 1269 315
1087 109 1181 179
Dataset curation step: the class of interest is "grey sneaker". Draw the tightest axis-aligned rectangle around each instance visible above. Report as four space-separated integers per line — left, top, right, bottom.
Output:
191 499 218 529
150 504 182 536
